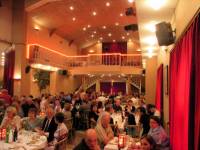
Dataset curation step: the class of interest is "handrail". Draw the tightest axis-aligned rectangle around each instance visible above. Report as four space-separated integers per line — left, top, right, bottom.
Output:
28 44 142 68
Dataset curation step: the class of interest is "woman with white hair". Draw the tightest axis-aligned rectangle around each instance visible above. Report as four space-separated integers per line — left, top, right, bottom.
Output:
95 112 114 149
0 106 21 129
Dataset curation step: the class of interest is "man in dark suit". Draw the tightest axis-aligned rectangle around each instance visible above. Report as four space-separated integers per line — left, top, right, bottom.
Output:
38 106 58 142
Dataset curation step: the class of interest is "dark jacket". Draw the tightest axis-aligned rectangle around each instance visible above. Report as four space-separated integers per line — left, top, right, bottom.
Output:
42 116 58 142
73 139 90 150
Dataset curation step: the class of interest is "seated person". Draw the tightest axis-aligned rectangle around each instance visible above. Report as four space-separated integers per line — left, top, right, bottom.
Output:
74 129 100 150
89 104 99 128
128 135 158 150
0 106 21 130
148 116 169 148
113 98 122 113
37 106 58 143
105 104 114 124
95 112 114 149
21 108 43 131
53 112 68 142
0 99 5 124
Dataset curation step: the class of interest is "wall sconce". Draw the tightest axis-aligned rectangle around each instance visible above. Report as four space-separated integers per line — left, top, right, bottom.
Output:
14 74 21 80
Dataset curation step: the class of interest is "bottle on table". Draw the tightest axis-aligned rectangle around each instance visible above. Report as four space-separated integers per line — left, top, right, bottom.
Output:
5 127 10 143
8 128 13 143
13 127 18 142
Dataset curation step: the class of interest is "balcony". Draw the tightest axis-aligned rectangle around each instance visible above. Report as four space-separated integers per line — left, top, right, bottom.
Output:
27 44 143 75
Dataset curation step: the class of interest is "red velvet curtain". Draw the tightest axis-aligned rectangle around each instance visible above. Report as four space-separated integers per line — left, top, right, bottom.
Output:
193 13 200 150
3 50 15 96
100 82 112 94
155 64 163 112
170 27 193 150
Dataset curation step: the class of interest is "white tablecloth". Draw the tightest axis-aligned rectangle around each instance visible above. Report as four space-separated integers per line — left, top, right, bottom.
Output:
0 130 47 150
104 137 128 150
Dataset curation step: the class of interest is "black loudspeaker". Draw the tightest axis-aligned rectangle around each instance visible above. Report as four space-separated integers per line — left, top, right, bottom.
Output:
125 7 135 16
155 22 174 46
124 24 138 31
25 65 31 74
142 69 146 75
58 70 67 75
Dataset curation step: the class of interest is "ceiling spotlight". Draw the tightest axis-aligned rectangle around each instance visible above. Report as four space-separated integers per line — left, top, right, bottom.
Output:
91 34 94 38
92 11 97 16
127 32 130 36
113 40 116 42
108 33 112 37
106 2 110 7
93 31 97 34
115 22 119 26
128 0 134 3
147 0 166 10
120 13 123 17
122 36 125 39
100 37 103 40
69 6 74 10
87 24 91 28
128 39 132 42
83 27 86 31
137 49 141 51
89 49 94 53
72 17 76 21
102 26 106 29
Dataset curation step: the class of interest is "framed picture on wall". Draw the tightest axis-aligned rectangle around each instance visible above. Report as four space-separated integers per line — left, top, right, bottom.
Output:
164 65 169 95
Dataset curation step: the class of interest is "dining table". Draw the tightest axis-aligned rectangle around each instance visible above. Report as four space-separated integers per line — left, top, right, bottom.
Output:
104 136 141 150
0 130 47 150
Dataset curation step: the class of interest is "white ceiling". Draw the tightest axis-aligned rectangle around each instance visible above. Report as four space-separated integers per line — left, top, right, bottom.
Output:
135 0 178 58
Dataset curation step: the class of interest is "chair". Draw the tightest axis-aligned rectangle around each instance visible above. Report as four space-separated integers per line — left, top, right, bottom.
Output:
64 118 74 142
54 137 67 150
90 119 97 128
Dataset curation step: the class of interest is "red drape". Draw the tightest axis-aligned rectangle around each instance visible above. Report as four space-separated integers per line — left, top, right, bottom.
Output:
155 64 163 112
169 18 194 150
3 50 15 96
193 13 200 150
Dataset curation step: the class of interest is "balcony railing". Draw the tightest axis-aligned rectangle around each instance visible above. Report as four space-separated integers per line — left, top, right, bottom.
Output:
28 44 142 69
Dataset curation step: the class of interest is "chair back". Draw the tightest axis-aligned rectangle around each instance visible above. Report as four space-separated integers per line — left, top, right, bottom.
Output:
54 137 67 150
64 118 73 130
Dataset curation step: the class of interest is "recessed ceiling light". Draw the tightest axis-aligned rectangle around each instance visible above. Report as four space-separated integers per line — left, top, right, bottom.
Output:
92 11 97 16
137 49 141 51
1 52 5 56
69 6 74 10
113 40 116 42
108 33 112 37
83 27 87 31
97 40 100 43
102 26 106 29
120 13 123 17
128 0 134 3
122 36 125 39
127 33 130 36
72 17 76 21
89 49 94 53
128 39 132 42
115 22 119 26
93 31 97 34
106 2 110 7
100 37 103 40
87 24 91 28
91 34 94 38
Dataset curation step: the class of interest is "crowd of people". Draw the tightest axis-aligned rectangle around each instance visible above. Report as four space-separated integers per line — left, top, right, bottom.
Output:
0 89 169 150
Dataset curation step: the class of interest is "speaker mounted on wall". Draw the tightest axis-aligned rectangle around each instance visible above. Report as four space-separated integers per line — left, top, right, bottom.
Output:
58 70 68 76
124 24 138 31
125 7 136 16
155 22 175 46
25 65 31 74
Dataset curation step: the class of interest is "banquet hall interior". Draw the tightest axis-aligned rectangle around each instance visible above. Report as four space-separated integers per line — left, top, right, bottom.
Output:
0 0 200 150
